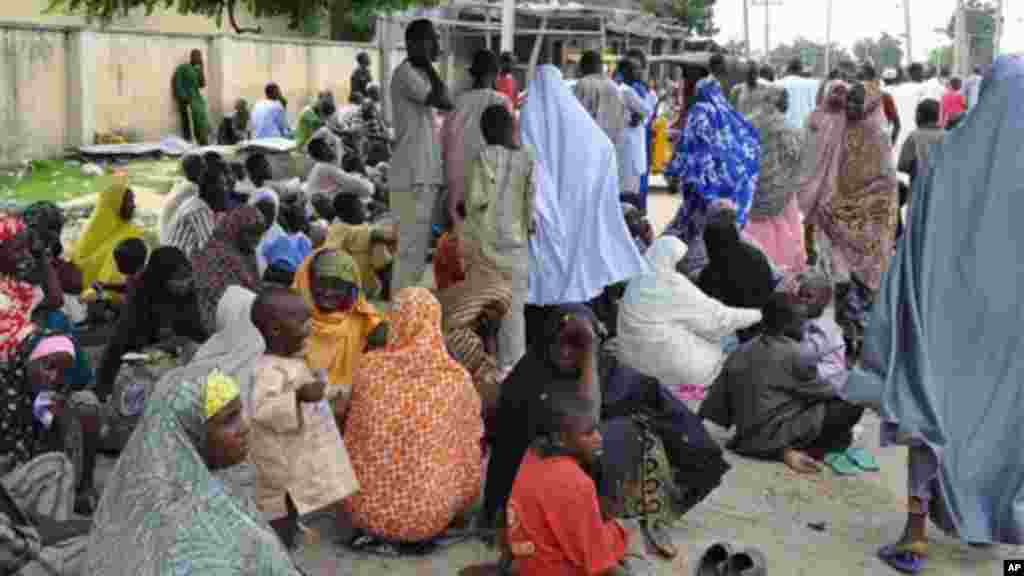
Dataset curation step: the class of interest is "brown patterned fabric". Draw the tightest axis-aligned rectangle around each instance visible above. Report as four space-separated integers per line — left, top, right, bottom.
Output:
343 288 483 542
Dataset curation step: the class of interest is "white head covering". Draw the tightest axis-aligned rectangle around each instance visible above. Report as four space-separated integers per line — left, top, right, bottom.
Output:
520 65 649 305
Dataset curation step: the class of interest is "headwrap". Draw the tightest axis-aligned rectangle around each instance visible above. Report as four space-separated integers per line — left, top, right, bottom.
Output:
665 77 761 227
203 368 240 421
70 173 145 289
191 206 263 332
0 214 36 361
0 212 26 244
28 335 76 362
248 187 279 208
312 249 359 282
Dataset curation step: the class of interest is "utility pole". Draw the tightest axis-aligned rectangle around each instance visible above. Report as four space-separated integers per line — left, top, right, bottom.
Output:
751 0 783 60
954 0 968 76
501 0 515 54
903 0 913 65
824 0 833 75
742 0 751 58
994 0 1004 58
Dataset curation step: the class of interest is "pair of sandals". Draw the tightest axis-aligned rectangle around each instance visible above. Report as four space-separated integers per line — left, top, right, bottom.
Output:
823 447 880 476
695 542 766 576
877 541 927 574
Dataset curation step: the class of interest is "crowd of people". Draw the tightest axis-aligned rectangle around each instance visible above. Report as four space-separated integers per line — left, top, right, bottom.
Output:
2 15 1022 576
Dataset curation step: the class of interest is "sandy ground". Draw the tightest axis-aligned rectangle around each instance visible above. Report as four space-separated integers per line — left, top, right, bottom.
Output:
87 181 1019 575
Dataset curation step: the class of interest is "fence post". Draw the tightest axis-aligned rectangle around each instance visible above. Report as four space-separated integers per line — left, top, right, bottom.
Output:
67 28 96 149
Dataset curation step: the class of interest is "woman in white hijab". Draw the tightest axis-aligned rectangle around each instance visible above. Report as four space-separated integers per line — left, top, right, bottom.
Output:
521 64 648 308
616 236 761 393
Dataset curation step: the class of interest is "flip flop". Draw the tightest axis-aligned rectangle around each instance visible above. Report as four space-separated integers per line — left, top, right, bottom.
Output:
823 452 860 476
878 543 927 574
695 542 733 576
844 447 880 471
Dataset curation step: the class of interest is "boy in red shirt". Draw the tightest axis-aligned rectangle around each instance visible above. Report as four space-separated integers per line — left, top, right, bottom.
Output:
505 391 653 575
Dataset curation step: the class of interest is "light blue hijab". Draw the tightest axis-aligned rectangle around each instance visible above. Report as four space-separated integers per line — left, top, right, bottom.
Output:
844 56 1024 544
520 65 649 305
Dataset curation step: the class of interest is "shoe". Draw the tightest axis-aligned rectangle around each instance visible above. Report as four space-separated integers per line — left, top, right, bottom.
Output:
641 519 678 559
727 547 766 576
695 542 733 576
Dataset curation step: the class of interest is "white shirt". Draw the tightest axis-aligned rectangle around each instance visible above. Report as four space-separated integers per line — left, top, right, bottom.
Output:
389 60 443 191
778 75 820 130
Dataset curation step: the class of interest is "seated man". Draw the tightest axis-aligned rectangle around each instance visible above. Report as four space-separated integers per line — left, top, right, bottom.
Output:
699 293 865 474
505 390 653 576
304 133 374 203
217 98 251 145
1 454 91 576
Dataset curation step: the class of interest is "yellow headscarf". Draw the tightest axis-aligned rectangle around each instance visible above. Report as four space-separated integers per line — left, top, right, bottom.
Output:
70 173 145 290
292 247 382 395
204 369 240 421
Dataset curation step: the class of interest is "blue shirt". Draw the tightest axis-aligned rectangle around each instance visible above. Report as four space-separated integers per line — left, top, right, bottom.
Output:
251 99 292 139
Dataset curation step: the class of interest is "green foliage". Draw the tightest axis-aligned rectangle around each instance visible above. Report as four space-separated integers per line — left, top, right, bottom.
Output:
851 33 904 71
46 0 424 33
642 0 719 37
768 37 851 77
928 45 954 69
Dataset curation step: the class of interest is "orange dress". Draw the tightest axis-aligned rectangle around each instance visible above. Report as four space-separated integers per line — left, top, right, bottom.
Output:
343 288 483 542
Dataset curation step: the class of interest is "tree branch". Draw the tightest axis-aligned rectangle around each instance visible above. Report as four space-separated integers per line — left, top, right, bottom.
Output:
227 0 262 34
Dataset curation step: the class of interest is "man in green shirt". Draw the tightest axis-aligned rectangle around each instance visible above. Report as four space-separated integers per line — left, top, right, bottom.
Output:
172 50 210 145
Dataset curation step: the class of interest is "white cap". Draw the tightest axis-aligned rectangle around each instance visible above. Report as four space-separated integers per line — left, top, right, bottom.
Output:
882 68 899 80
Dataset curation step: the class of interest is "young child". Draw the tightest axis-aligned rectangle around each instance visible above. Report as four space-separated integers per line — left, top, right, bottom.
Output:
249 287 359 550
83 237 148 309
621 202 654 254
463 104 536 372
505 390 652 575
326 194 395 300
796 271 848 396
261 199 313 281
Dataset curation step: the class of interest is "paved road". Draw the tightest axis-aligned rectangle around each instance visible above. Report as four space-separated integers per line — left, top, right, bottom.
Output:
95 189 1018 575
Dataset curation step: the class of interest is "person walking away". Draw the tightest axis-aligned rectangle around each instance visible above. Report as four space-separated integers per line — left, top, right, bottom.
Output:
390 19 453 292
350 52 373 103
616 59 654 210
731 60 770 117
496 52 520 108
891 63 929 162
463 104 535 374
778 58 820 130
249 288 359 550
896 99 944 239
442 49 510 228
625 49 658 213
861 63 901 146
940 77 967 128
251 83 292 139
844 57 1024 573
963 66 983 110
172 49 210 145
574 51 627 152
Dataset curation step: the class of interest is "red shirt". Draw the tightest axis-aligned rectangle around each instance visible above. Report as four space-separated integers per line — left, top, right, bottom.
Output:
941 90 966 127
506 450 628 576
496 74 520 108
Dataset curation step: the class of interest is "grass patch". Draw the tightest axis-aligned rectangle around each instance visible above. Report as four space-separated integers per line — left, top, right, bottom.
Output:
0 158 183 208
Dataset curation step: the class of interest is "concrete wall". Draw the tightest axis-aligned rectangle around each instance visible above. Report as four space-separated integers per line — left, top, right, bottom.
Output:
0 21 375 166
0 26 68 164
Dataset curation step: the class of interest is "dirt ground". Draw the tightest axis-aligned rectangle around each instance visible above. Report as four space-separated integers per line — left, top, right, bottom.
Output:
85 180 1018 575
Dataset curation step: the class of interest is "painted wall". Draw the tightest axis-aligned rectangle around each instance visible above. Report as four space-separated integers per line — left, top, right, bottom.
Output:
0 27 68 165
0 22 375 166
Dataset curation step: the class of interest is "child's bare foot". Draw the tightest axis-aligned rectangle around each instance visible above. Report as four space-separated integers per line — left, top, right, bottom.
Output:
783 448 823 474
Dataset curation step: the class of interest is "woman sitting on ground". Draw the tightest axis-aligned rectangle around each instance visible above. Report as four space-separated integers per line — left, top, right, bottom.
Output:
84 370 302 575
70 174 144 293
699 293 865 474
616 237 762 398
292 248 386 427
164 151 233 258
96 246 207 402
437 241 512 420
343 288 483 544
191 206 267 333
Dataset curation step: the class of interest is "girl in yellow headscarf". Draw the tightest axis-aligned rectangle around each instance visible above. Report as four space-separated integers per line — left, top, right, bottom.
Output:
71 174 144 291
651 114 673 173
293 248 387 423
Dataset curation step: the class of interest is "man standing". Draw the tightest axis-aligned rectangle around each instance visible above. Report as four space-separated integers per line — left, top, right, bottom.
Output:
390 19 452 291
574 51 626 150
172 49 210 145
351 52 373 103
777 57 819 130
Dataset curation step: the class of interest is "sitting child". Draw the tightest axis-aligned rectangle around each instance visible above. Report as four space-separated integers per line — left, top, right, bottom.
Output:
326 194 394 300
699 293 867 475
82 237 148 316
505 390 652 576
795 271 848 396
249 288 359 549
621 203 654 254
260 199 313 280
304 133 374 203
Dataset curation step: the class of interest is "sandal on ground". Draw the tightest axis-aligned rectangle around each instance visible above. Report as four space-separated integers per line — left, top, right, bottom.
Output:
727 547 767 576
641 519 678 559
878 542 928 574
695 542 733 576
823 452 860 476
844 447 880 471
